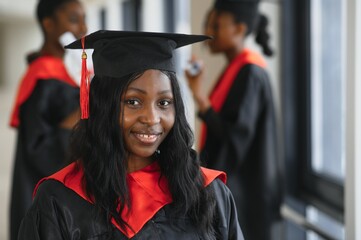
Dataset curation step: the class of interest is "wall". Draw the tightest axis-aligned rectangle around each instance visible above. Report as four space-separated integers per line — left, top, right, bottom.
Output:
0 0 36 21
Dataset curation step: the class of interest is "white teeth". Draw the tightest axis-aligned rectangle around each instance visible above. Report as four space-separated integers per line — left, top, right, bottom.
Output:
138 134 156 139
135 133 158 143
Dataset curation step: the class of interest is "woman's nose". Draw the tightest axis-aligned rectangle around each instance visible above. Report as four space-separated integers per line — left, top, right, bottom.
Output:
139 105 160 126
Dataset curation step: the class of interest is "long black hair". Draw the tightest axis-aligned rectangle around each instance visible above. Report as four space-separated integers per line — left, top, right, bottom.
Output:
69 70 217 238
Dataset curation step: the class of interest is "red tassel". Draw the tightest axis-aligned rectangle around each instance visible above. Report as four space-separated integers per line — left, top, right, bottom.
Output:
80 37 89 119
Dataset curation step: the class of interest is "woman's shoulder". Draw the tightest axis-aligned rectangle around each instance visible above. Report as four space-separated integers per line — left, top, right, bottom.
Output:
34 179 80 205
26 55 77 87
20 179 111 239
208 178 232 196
34 179 107 229
239 63 270 81
233 63 272 95
34 163 87 203
201 166 227 185
207 179 245 239
207 178 236 213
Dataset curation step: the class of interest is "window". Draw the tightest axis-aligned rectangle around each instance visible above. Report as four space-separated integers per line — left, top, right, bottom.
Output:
310 0 345 182
282 0 345 239
306 206 344 240
122 0 141 31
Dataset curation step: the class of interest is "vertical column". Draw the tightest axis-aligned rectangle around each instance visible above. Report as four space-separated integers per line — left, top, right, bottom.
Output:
141 0 164 31
172 0 196 134
106 0 122 30
345 0 361 239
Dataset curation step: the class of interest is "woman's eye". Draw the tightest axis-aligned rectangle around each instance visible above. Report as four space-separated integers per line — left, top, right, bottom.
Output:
125 99 140 106
68 15 79 24
159 99 172 107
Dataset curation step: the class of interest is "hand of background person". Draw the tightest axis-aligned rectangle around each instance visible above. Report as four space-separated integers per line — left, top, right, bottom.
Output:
185 56 211 113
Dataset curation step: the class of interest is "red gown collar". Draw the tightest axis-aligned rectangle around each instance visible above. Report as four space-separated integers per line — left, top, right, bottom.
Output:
34 161 226 238
9 55 77 128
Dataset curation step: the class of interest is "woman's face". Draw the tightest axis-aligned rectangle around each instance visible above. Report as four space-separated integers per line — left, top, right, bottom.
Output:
48 1 87 40
121 69 175 171
204 10 240 53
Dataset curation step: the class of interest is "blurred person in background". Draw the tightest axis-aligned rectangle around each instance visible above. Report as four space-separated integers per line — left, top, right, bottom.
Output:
8 0 87 239
186 0 283 239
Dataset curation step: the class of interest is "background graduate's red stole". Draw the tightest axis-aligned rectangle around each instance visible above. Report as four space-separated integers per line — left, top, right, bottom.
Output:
199 49 267 150
34 162 226 239
9 56 77 128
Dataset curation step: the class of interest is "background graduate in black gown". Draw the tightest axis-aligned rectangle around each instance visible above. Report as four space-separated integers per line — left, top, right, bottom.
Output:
9 0 87 239
18 30 244 240
186 0 284 239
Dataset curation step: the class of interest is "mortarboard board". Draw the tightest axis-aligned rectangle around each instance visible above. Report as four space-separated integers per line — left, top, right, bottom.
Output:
64 30 211 119
65 30 210 78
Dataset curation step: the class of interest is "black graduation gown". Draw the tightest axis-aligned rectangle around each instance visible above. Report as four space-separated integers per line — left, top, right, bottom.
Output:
199 64 283 240
10 78 79 240
18 178 243 240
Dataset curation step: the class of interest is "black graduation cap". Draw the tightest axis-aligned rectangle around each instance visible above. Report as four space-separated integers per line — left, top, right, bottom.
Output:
65 30 211 78
64 30 211 119
214 0 260 34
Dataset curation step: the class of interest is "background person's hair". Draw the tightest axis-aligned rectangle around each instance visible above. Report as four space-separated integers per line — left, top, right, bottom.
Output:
36 0 77 24
69 70 217 238
216 8 274 57
254 13 273 56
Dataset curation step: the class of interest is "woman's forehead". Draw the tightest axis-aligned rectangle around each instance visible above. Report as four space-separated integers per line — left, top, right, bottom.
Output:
126 70 172 92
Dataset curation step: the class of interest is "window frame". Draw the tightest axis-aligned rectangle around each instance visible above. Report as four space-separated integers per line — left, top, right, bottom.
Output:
282 0 344 223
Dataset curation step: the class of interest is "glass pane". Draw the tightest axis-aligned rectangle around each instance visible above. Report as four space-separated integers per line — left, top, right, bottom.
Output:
306 205 344 240
310 0 345 181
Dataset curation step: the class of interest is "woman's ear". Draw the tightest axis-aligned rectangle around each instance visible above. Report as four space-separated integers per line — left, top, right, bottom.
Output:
235 22 248 37
41 17 54 35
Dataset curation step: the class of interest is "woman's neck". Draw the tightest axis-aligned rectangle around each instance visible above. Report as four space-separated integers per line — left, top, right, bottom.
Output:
224 44 244 63
40 40 65 58
127 156 155 173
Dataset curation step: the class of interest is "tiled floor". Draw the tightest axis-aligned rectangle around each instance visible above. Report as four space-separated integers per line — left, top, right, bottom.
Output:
0 84 17 240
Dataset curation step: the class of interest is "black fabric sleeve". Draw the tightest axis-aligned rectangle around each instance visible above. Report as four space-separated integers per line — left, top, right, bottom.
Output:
19 79 79 176
18 208 65 240
17 180 110 240
18 181 68 240
211 179 244 240
198 64 269 165
24 79 79 126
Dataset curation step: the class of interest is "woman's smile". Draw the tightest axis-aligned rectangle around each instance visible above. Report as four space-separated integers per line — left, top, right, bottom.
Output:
132 132 162 144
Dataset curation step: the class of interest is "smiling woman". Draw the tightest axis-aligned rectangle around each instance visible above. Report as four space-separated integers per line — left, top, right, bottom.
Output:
17 30 244 240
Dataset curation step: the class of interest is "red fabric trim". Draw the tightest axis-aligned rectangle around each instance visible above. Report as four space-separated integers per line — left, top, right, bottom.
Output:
9 56 77 128
199 49 266 150
201 166 227 185
33 161 225 238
